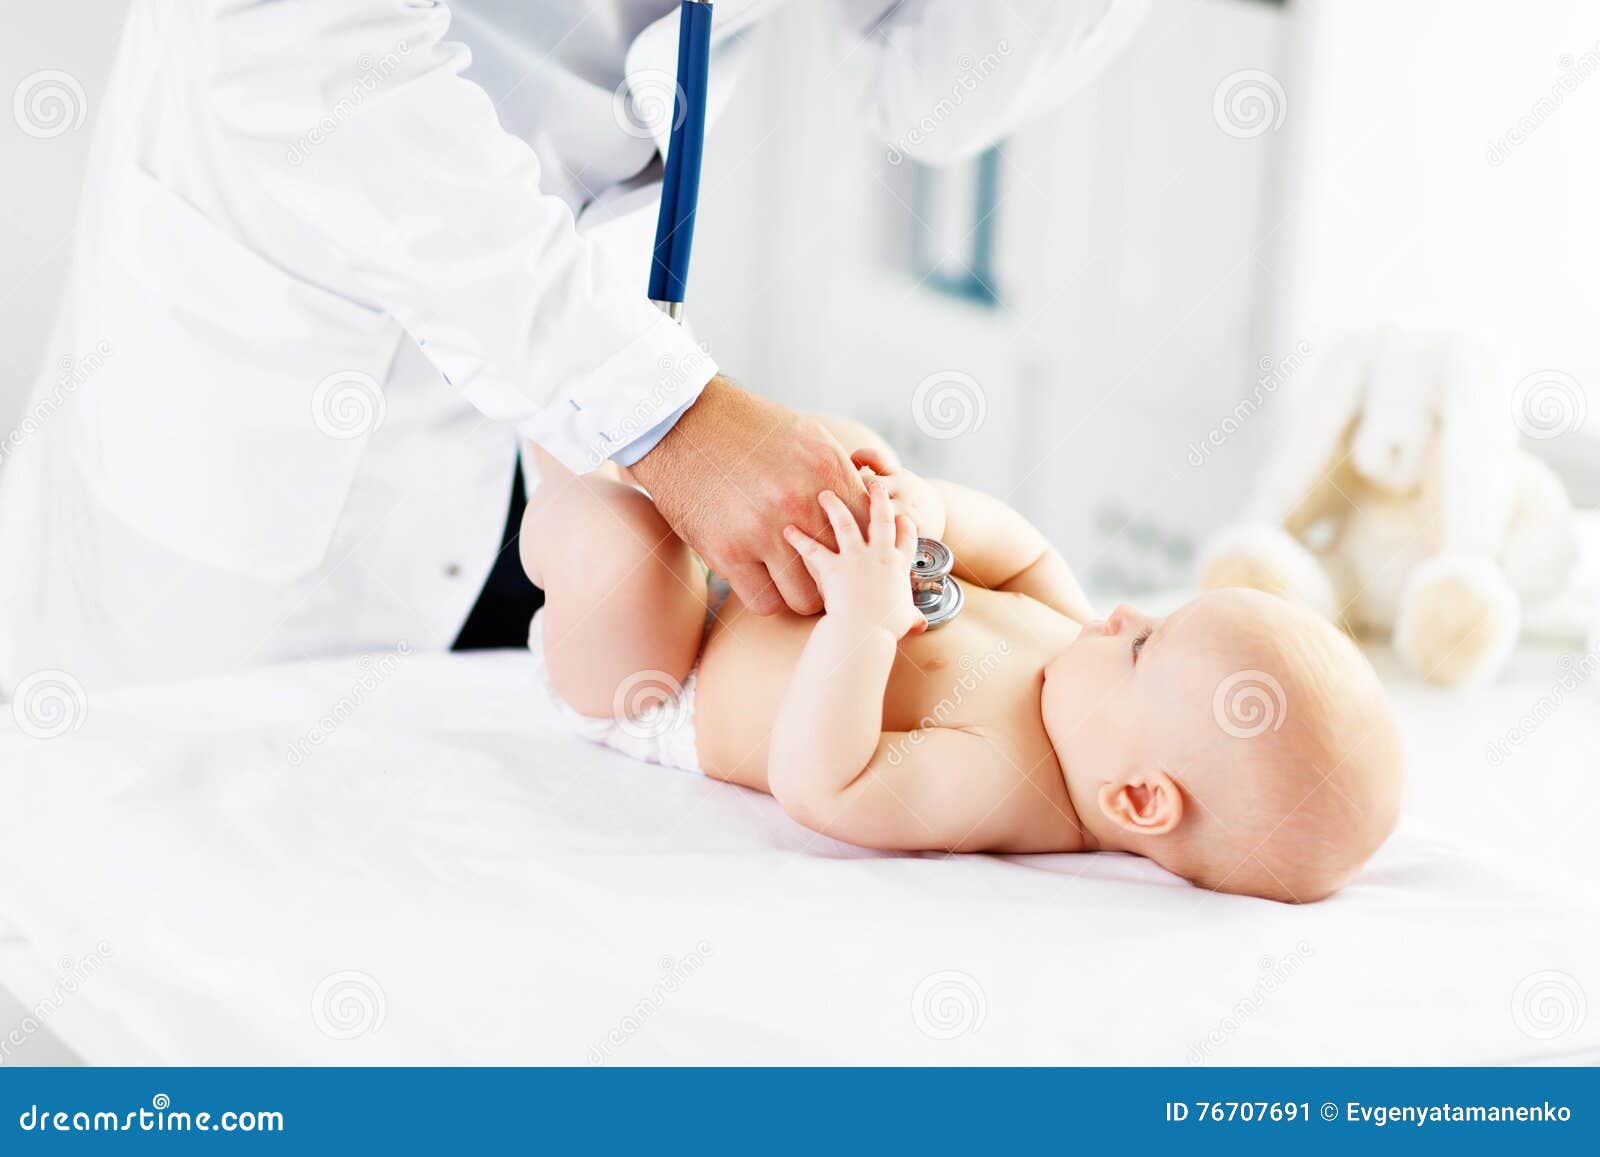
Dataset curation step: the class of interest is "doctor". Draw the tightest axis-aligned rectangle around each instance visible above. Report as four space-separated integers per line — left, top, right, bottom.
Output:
0 0 1148 693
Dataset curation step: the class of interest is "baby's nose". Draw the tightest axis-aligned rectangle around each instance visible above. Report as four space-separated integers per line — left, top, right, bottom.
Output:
1106 604 1140 634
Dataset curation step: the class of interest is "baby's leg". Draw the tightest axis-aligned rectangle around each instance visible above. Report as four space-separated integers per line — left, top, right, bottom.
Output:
521 446 708 719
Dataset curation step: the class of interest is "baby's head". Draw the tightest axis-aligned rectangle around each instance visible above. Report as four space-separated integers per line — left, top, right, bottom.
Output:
1042 588 1402 902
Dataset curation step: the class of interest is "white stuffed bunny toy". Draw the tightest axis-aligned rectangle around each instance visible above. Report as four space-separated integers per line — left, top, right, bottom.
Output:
1201 328 1581 686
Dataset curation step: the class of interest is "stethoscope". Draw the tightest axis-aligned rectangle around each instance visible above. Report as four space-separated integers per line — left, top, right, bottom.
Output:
648 0 962 629
646 0 712 323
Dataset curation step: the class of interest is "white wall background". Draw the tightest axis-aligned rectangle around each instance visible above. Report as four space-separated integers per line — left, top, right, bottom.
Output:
1277 0 1600 363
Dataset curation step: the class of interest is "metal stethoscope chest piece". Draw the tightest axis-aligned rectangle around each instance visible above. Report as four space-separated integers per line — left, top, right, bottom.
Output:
911 538 963 630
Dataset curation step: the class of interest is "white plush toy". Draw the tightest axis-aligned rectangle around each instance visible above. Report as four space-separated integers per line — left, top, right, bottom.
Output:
1201 328 1585 687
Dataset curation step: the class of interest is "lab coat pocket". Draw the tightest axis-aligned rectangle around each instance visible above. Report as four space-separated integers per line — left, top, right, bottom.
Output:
79 164 403 582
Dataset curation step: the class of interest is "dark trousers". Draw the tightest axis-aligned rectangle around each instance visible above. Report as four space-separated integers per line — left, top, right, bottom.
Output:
451 457 545 651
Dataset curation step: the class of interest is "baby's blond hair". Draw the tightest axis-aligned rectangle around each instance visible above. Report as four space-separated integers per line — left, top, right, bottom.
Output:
1172 593 1403 902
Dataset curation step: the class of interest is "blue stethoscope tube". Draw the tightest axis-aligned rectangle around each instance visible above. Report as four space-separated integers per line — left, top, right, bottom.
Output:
648 0 713 322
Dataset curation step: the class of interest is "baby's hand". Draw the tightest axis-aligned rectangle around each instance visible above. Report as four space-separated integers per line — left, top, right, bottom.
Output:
783 481 926 639
850 449 946 540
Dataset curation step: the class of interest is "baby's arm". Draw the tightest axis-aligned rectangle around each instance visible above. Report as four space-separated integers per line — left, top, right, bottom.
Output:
933 479 1096 623
849 441 1093 622
770 484 1023 850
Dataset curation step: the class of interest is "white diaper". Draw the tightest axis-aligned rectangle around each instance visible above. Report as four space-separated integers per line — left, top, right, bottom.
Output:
526 580 728 774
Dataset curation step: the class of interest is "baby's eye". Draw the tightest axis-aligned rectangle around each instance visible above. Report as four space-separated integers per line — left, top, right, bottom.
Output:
1131 626 1153 664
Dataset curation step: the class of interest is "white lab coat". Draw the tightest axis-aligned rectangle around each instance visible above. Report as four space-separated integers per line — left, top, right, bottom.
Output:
0 0 1147 694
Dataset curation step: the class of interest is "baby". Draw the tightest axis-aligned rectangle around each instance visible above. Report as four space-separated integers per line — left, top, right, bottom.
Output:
520 424 1403 903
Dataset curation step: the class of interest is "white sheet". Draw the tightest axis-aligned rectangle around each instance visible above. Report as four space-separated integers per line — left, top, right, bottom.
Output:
1 645 1596 1065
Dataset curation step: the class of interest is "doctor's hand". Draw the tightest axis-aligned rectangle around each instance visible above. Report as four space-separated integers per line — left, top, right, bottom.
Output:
627 376 871 616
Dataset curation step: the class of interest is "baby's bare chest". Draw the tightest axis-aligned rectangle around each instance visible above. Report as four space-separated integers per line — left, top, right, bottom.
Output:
880 615 1051 733
697 587 1071 783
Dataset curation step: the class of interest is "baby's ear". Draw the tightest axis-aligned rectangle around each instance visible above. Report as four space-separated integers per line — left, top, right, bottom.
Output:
1096 769 1184 837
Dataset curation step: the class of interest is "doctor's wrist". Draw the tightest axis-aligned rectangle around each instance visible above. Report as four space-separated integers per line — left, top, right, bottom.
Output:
626 374 732 478
610 397 696 467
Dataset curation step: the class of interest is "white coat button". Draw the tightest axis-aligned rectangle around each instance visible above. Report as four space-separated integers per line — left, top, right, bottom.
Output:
444 563 461 578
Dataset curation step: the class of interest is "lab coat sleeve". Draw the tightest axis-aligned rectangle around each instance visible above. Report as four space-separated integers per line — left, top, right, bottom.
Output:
200 0 715 474
831 0 1151 165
